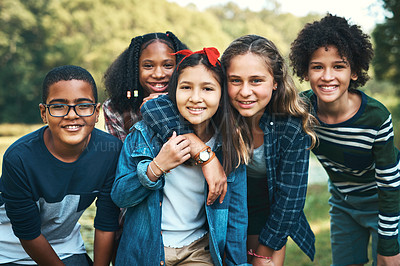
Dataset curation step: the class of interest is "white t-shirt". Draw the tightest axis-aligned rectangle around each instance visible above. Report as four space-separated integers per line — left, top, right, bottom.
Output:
161 135 216 248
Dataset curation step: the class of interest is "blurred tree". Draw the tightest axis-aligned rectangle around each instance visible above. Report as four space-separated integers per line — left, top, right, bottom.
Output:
372 0 400 89
0 0 109 123
0 0 325 124
0 0 58 123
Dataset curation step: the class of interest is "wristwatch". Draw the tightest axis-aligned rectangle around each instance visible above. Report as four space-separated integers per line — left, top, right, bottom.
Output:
194 146 213 165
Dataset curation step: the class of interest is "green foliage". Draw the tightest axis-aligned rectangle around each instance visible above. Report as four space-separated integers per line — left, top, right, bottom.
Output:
0 0 326 123
372 0 400 89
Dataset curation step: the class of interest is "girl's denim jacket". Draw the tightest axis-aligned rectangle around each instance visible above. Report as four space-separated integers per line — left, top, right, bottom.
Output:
141 95 315 261
111 121 248 266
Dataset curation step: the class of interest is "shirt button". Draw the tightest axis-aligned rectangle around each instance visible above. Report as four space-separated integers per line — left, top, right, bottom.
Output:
160 201 162 207
160 261 164 265
270 122 273 126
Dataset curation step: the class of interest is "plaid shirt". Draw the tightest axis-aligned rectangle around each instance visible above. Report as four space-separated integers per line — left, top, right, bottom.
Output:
102 99 140 142
141 95 315 261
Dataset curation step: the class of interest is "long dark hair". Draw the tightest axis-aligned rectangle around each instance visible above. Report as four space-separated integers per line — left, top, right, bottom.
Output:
168 51 250 174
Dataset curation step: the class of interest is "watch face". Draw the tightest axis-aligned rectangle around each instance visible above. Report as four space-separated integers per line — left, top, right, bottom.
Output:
199 150 210 162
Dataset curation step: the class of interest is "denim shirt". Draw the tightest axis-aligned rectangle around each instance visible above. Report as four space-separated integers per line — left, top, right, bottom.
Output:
111 121 248 266
141 95 315 261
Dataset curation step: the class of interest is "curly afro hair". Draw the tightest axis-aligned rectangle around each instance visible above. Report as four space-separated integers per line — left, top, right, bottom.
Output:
289 14 374 89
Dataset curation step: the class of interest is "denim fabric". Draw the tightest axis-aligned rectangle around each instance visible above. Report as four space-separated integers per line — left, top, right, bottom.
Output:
111 121 248 266
141 96 315 261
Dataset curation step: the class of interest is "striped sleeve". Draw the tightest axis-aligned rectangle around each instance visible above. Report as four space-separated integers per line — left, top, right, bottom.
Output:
373 114 400 256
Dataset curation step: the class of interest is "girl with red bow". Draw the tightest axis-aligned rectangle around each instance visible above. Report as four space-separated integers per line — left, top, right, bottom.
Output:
140 35 318 265
111 48 250 265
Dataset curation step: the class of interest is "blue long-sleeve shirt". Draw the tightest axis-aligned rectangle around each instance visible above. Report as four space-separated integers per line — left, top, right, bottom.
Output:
0 126 122 264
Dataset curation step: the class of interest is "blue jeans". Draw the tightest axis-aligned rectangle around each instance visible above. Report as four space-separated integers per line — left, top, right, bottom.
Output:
1 253 92 266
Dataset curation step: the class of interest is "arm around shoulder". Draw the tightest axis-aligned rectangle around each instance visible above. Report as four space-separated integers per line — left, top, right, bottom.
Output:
141 95 192 141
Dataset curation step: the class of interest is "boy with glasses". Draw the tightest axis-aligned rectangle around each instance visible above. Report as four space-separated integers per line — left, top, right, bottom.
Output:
0 65 122 265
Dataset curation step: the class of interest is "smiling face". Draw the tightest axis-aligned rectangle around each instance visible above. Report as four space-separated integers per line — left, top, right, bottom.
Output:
40 79 99 153
306 45 358 105
227 52 276 119
176 65 221 138
139 41 176 97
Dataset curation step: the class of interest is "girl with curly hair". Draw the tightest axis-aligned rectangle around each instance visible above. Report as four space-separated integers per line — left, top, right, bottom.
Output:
103 31 187 141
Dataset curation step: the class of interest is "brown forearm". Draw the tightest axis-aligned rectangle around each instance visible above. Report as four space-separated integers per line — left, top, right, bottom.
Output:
93 229 115 266
20 235 64 266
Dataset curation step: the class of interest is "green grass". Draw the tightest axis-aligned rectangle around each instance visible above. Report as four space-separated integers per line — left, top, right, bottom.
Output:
286 184 332 265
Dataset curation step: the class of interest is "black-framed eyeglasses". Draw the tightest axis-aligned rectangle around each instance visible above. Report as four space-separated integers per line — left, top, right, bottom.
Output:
44 103 98 117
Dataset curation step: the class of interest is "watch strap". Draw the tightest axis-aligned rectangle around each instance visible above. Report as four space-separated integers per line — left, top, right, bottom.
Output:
200 151 215 166
194 146 213 165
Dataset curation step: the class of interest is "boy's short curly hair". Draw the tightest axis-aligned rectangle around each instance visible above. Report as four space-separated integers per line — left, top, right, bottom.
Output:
42 65 97 103
289 14 374 89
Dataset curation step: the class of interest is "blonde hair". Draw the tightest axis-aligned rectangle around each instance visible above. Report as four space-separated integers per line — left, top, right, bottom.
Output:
222 35 318 149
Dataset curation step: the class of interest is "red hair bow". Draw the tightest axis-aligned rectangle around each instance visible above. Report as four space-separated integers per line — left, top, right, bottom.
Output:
172 47 221 70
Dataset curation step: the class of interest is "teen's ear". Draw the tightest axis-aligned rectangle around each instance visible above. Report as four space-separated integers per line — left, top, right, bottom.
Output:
351 73 358 81
273 82 278 90
39 104 47 124
94 103 100 123
304 73 310 81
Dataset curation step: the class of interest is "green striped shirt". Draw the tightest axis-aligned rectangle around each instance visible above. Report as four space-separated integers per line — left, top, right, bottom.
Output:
303 89 400 256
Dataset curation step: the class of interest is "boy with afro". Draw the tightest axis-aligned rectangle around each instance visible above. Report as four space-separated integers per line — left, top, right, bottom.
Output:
290 14 400 265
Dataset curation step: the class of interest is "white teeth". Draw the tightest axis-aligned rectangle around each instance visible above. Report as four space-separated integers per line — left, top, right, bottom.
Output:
154 84 165 88
188 108 204 111
65 125 80 129
240 101 253 104
321 86 336 90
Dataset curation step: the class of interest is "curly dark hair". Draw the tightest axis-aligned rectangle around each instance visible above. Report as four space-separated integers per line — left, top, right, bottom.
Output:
289 14 374 89
43 65 97 103
104 31 187 114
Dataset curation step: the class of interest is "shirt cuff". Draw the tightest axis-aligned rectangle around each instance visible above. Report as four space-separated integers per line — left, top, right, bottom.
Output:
378 237 400 256
137 160 163 189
